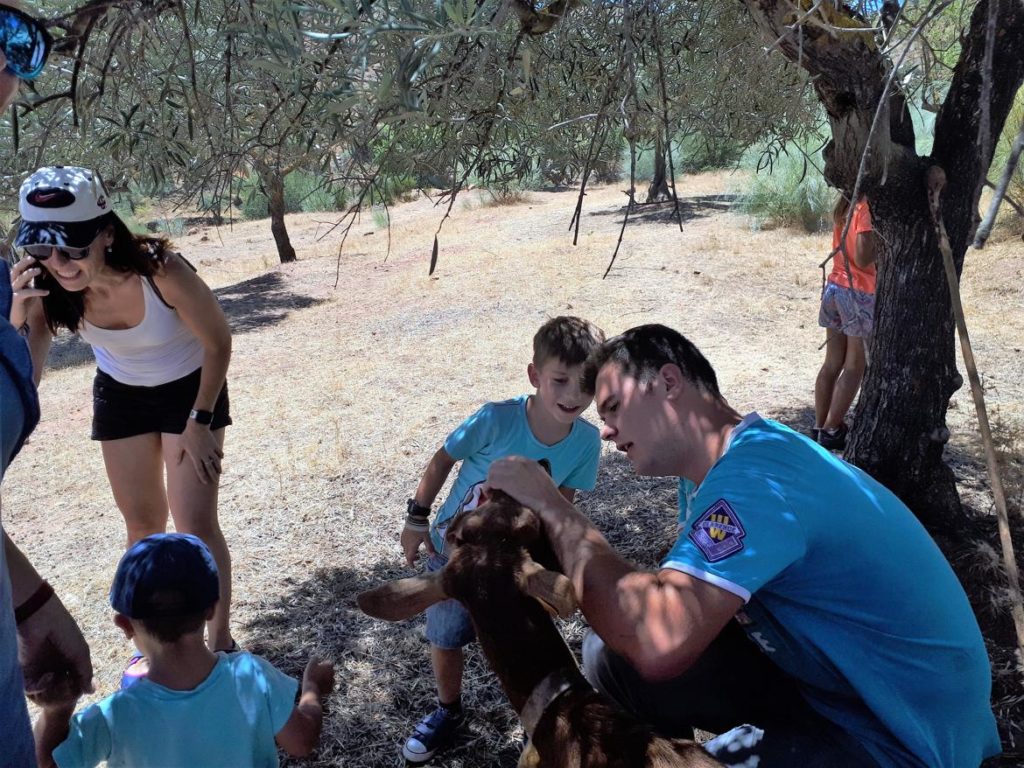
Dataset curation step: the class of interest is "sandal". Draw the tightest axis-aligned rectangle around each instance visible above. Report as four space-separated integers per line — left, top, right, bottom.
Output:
216 639 241 654
119 652 148 690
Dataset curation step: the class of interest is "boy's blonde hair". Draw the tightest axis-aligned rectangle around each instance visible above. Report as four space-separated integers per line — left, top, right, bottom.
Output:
533 316 605 367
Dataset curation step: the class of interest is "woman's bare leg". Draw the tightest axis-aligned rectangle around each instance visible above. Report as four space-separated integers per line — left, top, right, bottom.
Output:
162 428 232 650
101 433 169 545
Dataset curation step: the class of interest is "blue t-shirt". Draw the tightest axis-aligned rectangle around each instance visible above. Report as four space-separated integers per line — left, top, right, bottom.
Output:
1 261 41 768
53 652 299 768
664 415 1000 768
430 395 601 551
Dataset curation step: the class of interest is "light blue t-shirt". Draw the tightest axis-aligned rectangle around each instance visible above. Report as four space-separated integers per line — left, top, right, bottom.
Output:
665 415 1000 768
53 652 299 768
430 395 601 551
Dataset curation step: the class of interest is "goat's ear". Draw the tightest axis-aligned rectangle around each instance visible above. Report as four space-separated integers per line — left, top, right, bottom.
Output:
518 557 577 619
357 572 447 621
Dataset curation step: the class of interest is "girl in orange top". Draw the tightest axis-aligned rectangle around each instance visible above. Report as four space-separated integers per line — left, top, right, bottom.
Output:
813 195 877 450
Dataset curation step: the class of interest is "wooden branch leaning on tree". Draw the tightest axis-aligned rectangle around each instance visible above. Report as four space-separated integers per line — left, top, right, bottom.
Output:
926 164 1024 671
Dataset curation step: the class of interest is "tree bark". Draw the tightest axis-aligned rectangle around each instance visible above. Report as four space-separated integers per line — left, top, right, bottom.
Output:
740 0 1024 529
258 165 297 264
646 133 671 203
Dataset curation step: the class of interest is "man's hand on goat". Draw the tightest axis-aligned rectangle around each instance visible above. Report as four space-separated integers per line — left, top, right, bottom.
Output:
485 456 566 515
401 524 436 567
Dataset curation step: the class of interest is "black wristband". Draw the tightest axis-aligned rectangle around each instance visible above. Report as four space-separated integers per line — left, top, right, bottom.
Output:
14 580 54 625
407 498 431 518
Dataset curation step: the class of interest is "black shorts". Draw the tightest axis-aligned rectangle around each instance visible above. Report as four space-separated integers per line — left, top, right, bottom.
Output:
91 367 232 441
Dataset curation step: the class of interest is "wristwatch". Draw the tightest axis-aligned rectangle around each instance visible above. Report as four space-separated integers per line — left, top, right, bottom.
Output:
189 408 215 426
407 498 431 517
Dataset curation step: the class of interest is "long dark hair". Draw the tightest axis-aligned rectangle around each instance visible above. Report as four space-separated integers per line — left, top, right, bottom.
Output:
36 213 173 333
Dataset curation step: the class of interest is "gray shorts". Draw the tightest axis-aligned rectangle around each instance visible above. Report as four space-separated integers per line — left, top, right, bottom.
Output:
424 554 475 649
818 282 875 338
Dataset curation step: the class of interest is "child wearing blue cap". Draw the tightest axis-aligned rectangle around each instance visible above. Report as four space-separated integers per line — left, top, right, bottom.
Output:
50 533 334 767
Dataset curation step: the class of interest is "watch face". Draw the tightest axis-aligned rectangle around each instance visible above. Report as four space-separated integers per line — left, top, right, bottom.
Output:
190 409 215 425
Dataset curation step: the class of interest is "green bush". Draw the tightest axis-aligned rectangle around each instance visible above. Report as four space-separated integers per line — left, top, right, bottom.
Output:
621 134 745 184
677 134 746 172
734 145 833 233
239 170 345 220
366 174 419 206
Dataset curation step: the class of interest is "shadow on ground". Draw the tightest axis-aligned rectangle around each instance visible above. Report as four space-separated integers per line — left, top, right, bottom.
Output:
244 405 1022 766
45 271 325 372
215 271 326 335
243 561 525 768
587 193 738 227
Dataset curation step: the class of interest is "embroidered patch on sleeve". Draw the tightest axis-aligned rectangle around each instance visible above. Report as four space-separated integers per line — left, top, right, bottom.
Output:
689 499 746 562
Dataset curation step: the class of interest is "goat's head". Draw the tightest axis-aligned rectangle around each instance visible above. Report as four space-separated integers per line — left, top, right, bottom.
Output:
357 490 577 622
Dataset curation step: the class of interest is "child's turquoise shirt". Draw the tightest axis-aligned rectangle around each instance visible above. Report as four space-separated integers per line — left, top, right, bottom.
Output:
430 394 601 552
54 652 298 768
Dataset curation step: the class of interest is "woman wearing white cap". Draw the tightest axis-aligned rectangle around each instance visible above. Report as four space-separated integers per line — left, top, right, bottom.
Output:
8 166 237 668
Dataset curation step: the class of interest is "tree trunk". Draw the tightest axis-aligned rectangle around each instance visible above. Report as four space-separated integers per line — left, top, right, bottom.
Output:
741 0 1024 529
260 168 297 264
646 133 671 203
848 168 965 530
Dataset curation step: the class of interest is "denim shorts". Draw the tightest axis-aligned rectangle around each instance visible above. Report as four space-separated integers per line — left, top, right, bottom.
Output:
424 554 476 649
818 281 875 338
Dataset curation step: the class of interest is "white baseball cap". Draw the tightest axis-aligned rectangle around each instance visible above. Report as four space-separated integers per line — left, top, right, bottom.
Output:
15 166 114 249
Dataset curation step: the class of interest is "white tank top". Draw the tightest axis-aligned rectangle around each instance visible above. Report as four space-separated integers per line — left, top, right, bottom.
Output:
78 276 205 386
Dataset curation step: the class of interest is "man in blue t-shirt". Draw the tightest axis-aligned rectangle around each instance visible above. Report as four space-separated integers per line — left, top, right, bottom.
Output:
397 316 604 763
486 324 1001 768
3 7 95 765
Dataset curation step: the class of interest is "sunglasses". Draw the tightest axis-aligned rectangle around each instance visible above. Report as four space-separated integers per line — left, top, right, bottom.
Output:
20 242 94 261
1 4 51 80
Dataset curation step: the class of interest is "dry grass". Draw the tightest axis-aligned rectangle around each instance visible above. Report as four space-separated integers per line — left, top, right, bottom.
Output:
4 171 1023 766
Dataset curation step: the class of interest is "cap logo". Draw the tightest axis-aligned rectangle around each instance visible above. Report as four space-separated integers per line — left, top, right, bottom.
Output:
27 187 75 208
96 195 107 210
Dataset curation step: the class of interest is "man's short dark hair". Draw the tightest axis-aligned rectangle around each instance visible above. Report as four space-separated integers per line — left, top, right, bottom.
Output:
533 316 605 367
582 324 720 397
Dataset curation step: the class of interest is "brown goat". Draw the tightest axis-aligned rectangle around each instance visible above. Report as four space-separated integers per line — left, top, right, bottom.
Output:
358 491 723 768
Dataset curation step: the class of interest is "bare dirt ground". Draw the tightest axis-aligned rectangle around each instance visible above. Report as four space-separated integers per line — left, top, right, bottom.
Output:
5 171 1023 766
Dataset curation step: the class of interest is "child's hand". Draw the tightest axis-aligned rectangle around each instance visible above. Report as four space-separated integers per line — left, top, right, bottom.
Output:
400 525 436 567
302 658 335 697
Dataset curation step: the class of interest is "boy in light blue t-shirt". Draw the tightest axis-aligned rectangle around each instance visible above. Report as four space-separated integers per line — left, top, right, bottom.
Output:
51 533 334 768
398 316 605 764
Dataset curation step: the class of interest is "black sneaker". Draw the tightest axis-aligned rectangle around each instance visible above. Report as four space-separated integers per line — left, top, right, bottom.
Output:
402 704 464 763
818 423 848 451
